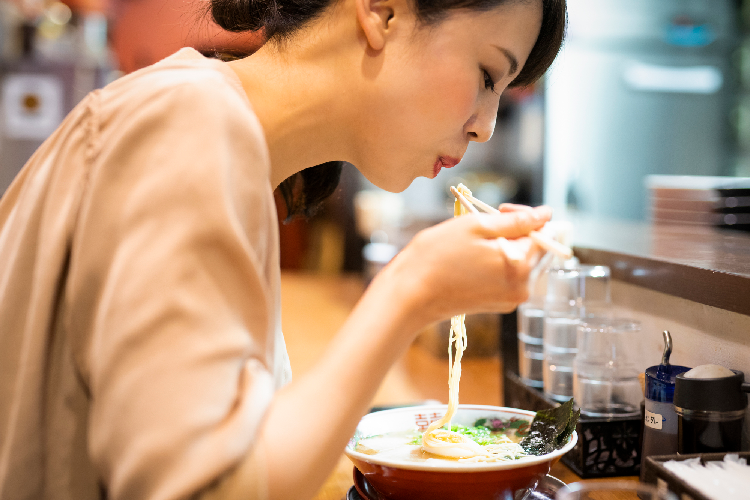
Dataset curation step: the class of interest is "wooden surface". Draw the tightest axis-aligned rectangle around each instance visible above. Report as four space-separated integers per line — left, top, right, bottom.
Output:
280 272 502 408
571 216 750 315
279 272 638 500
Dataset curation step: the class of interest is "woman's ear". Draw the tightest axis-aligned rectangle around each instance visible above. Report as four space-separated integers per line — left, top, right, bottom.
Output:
355 0 395 51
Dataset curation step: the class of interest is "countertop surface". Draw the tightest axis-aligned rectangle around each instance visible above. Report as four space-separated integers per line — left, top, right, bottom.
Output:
570 216 750 315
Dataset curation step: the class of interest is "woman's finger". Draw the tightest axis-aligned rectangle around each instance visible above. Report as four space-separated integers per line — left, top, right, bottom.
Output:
523 237 546 269
473 208 551 239
534 205 553 221
498 204 554 224
498 203 535 213
501 205 553 222
493 235 544 268
505 235 534 254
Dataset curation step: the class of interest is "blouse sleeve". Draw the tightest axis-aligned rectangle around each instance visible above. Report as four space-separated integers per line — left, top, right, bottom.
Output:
64 72 278 500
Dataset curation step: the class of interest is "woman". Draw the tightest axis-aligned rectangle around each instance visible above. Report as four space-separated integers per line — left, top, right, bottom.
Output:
0 0 565 498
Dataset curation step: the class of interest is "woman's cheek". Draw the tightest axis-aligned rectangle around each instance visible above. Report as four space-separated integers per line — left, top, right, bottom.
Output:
427 70 478 123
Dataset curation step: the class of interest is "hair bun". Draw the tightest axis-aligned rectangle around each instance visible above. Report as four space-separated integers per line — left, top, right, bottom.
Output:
210 0 279 33
210 0 332 38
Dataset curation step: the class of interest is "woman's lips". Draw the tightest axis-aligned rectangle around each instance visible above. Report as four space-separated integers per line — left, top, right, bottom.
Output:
433 156 461 177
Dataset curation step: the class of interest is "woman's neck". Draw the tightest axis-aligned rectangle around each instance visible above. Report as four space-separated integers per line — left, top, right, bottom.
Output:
227 19 361 188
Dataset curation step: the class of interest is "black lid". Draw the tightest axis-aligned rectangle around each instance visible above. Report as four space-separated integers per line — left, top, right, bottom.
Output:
674 369 748 412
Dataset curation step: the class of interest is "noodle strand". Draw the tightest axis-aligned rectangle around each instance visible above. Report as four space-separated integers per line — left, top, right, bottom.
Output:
421 184 526 463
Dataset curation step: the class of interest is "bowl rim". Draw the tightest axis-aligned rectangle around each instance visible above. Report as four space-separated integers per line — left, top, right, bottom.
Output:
345 404 578 472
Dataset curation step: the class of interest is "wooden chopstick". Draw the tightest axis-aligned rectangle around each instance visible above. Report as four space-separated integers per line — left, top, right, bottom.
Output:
464 193 500 215
529 230 573 260
449 186 574 261
496 238 525 263
450 186 479 214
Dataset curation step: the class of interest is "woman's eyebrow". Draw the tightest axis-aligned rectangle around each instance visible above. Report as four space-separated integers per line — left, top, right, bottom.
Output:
493 45 519 76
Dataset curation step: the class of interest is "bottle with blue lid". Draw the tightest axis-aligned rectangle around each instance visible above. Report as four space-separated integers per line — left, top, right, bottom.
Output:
641 331 690 468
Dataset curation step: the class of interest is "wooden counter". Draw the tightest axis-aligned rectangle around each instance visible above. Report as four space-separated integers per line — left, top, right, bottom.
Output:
279 272 638 500
570 216 750 315
280 272 501 409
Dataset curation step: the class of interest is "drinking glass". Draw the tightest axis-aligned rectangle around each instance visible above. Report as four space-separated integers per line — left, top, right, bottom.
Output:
518 258 558 389
573 318 643 417
518 302 545 388
556 481 677 500
543 266 611 401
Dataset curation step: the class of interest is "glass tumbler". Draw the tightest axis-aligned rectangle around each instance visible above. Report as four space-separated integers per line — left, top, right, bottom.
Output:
543 266 611 402
518 302 545 388
573 318 643 417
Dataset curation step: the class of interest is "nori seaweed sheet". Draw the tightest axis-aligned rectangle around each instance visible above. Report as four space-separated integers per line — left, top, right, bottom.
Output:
520 399 580 455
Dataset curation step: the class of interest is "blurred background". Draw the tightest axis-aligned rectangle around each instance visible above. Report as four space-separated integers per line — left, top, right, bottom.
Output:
2 0 750 275
4 2 750 485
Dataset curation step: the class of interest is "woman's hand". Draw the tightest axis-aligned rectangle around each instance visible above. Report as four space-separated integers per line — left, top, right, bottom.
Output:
378 204 552 329
208 204 550 500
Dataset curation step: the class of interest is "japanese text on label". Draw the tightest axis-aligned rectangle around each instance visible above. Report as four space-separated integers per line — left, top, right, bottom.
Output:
645 409 663 430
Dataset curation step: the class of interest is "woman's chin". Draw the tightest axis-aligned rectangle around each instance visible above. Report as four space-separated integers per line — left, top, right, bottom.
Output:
357 168 419 194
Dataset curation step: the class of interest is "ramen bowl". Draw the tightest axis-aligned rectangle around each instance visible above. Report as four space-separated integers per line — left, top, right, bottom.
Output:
345 405 577 500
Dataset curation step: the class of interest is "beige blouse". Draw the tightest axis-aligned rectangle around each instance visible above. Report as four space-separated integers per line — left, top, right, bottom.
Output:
0 48 291 500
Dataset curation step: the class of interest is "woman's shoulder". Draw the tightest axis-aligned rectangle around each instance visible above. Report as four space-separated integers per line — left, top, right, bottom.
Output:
99 48 258 134
87 48 271 186
106 47 243 96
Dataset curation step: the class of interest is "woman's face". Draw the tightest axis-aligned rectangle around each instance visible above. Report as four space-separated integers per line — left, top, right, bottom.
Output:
352 1 543 192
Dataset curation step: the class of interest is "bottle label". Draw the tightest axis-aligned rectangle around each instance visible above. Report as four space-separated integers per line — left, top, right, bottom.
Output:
645 409 663 430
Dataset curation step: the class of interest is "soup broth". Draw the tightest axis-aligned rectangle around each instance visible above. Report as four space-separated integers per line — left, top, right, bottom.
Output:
355 418 531 463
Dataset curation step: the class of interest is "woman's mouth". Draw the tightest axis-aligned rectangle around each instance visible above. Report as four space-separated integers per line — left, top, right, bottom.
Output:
432 156 461 177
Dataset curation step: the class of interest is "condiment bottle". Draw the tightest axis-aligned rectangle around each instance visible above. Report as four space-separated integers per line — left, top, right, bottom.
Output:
641 331 690 469
674 365 750 454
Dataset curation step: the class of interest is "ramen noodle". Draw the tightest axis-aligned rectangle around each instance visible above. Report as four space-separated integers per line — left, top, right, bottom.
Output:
419 185 527 462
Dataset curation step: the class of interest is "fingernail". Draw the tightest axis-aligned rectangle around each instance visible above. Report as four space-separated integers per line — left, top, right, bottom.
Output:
535 206 553 220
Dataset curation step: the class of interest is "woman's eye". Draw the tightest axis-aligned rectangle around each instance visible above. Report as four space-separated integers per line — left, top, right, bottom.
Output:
483 70 497 94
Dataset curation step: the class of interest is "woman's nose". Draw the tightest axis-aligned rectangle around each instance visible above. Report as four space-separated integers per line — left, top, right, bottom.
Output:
464 96 499 143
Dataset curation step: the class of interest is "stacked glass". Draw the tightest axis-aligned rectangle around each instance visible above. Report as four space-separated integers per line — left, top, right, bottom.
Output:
573 318 643 417
542 266 611 402
516 267 548 389
517 255 580 389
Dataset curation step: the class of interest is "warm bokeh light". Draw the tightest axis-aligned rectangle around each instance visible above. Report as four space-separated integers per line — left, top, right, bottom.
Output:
109 0 264 73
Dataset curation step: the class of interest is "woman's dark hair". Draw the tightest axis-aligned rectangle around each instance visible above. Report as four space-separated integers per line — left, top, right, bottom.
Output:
210 0 566 220
277 161 344 220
